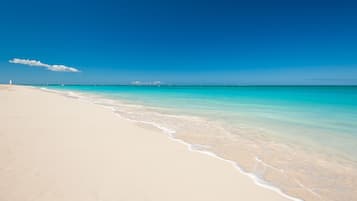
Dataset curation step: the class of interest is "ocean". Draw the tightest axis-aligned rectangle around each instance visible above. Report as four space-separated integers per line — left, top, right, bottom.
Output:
43 85 357 201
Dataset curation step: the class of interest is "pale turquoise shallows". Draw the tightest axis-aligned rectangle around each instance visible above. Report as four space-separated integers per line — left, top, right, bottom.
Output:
47 85 357 160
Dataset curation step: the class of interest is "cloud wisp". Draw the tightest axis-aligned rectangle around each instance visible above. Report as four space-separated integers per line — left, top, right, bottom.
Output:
9 58 80 72
131 80 162 85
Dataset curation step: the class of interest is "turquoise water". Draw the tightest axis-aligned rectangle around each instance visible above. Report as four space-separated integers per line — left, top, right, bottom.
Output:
47 85 357 159
43 85 357 201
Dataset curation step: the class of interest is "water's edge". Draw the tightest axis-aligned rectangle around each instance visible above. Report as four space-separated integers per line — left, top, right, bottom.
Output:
36 86 303 201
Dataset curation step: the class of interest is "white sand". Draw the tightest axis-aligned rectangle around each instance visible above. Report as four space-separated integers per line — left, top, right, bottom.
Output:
0 85 291 201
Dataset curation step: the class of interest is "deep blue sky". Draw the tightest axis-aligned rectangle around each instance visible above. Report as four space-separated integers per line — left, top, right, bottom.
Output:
1 0 357 85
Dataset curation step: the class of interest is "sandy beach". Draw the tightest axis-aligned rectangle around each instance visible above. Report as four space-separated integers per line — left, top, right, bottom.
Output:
0 85 291 201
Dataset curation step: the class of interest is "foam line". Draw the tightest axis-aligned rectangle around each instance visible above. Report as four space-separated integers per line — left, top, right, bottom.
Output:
112 112 304 201
38 86 304 201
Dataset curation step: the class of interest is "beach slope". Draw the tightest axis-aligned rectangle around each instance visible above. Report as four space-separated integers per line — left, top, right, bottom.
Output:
0 85 290 201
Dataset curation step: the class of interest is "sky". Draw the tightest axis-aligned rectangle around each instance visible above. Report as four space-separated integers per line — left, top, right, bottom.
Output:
0 0 357 85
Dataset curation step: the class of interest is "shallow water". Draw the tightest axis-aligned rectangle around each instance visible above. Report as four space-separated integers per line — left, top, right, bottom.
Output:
43 85 357 201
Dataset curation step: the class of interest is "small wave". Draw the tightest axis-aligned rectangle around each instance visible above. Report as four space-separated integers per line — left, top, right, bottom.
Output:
39 87 81 99
113 110 303 201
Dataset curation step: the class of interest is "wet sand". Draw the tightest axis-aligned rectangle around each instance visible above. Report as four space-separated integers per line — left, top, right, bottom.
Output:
0 85 290 201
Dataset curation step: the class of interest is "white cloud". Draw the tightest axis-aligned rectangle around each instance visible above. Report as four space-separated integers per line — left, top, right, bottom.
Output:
131 80 162 85
152 81 161 85
9 58 80 72
131 81 141 85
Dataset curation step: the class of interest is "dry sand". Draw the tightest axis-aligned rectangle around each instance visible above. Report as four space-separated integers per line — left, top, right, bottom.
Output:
0 85 291 201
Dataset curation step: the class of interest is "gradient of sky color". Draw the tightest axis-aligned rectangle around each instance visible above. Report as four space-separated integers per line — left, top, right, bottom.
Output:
0 0 357 85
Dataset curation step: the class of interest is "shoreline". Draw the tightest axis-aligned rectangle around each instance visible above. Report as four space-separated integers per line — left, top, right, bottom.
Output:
40 86 303 201
36 85 357 201
39 86 303 201
0 85 289 200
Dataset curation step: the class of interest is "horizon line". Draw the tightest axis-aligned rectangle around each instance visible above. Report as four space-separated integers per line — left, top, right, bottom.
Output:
9 83 357 87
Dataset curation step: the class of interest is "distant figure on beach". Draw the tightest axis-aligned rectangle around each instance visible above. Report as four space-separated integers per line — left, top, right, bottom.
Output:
9 80 12 85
